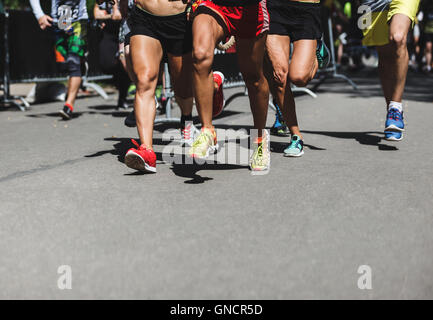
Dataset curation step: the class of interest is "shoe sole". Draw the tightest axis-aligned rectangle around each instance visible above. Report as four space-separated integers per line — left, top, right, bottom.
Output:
284 150 304 157
125 152 156 173
270 130 291 137
385 124 405 132
249 163 271 174
188 144 219 160
214 71 225 85
385 135 403 141
59 110 71 120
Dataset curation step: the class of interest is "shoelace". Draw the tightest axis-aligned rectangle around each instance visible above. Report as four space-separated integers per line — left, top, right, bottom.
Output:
182 124 191 140
131 139 145 151
388 109 402 121
253 143 268 166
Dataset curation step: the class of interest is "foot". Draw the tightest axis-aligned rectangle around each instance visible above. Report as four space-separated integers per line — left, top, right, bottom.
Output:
124 110 136 128
59 104 73 120
213 71 225 118
124 139 157 173
188 127 219 159
384 131 403 141
249 132 270 172
181 122 200 146
117 99 130 110
316 39 330 69
385 107 404 132
284 134 304 157
270 100 290 137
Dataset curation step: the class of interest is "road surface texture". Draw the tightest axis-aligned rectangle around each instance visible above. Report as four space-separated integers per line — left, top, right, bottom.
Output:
1 69 432 299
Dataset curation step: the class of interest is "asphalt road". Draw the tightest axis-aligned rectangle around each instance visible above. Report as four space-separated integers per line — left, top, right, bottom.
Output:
1 70 432 299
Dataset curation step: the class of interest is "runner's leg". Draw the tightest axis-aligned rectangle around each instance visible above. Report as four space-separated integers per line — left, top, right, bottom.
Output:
236 34 269 138
192 11 225 129
376 13 411 106
130 35 163 149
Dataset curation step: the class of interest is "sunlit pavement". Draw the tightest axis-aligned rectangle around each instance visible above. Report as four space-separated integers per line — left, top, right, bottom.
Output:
1 70 432 299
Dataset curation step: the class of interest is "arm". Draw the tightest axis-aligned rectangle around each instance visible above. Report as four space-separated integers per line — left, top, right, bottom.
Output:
112 1 123 21
29 0 53 30
94 3 113 20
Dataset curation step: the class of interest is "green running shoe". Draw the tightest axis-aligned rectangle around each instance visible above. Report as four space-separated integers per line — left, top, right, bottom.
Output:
284 135 304 157
316 39 330 69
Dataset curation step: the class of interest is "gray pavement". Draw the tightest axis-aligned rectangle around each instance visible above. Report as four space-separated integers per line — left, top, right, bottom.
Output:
1 70 433 299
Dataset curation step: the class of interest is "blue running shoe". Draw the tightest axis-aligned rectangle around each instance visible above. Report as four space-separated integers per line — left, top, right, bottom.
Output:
271 100 290 137
284 135 304 157
385 108 404 132
385 131 403 141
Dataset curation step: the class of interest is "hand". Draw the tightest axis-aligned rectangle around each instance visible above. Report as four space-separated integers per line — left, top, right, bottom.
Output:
38 15 53 30
112 7 123 21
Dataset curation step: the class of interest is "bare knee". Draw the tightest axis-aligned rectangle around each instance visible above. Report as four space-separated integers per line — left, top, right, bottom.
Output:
290 70 311 87
243 73 262 91
390 31 407 49
136 72 157 94
193 46 213 71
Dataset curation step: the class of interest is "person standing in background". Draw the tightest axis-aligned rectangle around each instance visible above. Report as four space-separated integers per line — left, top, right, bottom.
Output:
420 0 433 73
94 0 132 109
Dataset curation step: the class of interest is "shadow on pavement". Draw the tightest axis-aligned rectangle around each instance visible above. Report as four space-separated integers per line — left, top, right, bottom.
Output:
85 137 248 182
26 111 84 120
302 130 398 151
169 162 248 184
270 141 326 153
312 68 433 103
26 105 131 119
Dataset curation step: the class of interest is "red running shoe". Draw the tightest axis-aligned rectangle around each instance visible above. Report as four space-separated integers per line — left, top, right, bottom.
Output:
124 139 157 173
213 71 225 118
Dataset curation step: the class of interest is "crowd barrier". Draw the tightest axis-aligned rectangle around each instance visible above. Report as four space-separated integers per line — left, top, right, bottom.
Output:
1 8 356 117
0 10 113 111
313 17 358 91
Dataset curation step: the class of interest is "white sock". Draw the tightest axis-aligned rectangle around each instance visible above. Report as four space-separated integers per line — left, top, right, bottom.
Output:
388 101 403 112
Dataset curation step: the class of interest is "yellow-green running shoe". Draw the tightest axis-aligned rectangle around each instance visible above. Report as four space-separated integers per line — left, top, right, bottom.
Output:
188 127 219 159
249 134 270 172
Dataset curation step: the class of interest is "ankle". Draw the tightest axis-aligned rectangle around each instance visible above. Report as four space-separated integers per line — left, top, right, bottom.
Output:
64 103 74 111
388 101 403 112
180 114 193 127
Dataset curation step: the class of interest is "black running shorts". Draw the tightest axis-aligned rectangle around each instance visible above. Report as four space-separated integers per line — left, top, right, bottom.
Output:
268 0 322 41
128 6 192 55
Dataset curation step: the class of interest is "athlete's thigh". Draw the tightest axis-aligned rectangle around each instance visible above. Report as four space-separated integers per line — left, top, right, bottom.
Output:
168 52 193 98
130 35 163 81
236 34 267 78
290 39 317 77
265 34 291 75
192 12 225 55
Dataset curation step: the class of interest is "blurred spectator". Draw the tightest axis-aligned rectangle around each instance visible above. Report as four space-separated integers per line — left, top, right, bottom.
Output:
94 0 131 109
421 0 433 73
